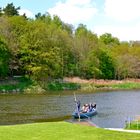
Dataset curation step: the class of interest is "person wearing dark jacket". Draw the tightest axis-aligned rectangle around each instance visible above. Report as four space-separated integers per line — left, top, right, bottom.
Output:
76 100 81 112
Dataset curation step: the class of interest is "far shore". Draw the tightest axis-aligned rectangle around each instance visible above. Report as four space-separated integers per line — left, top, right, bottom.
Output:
62 77 140 92
1 77 140 94
64 77 140 85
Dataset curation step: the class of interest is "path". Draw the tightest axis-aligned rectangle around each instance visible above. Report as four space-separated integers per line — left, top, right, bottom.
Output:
69 120 140 134
105 128 140 134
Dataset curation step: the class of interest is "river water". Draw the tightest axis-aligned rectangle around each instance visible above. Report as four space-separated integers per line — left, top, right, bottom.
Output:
0 90 140 128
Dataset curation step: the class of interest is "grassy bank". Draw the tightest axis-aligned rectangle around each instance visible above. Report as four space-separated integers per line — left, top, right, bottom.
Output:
0 77 33 93
0 122 140 140
0 77 80 93
79 82 140 92
1 77 140 93
110 82 140 90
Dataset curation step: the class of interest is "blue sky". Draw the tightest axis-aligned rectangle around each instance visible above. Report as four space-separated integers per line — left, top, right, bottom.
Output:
1 0 140 41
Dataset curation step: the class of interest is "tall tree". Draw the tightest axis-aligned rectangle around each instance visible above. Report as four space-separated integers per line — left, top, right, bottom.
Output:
0 16 27 76
96 49 115 79
0 7 3 16
35 12 52 24
74 24 98 78
19 20 62 80
3 3 20 16
99 33 120 46
0 38 10 77
9 16 27 75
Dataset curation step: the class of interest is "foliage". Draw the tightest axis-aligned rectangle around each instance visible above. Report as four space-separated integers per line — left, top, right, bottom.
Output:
2 3 20 16
125 120 140 130
0 7 2 16
0 77 33 92
74 24 99 78
19 20 63 80
1 3 140 81
46 81 80 90
0 38 10 77
96 49 115 79
111 82 140 89
99 33 120 46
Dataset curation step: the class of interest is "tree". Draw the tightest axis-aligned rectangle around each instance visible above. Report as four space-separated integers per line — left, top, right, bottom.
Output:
35 12 42 19
52 15 63 28
35 12 52 24
9 16 28 75
96 49 115 79
19 20 63 80
3 3 20 16
0 38 10 77
62 23 73 35
111 42 140 79
81 50 100 79
73 24 98 78
99 33 120 46
0 7 3 16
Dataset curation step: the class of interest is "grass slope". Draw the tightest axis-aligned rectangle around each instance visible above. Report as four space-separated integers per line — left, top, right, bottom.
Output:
0 122 140 140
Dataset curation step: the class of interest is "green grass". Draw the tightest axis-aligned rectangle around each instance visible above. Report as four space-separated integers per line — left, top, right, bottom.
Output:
0 122 140 140
79 82 140 92
46 81 80 90
110 82 140 89
0 77 33 92
125 121 140 130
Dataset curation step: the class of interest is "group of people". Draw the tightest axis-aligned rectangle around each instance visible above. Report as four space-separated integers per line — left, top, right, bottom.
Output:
82 103 96 113
76 100 96 113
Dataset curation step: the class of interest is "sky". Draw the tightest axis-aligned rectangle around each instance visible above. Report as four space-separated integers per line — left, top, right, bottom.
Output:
1 0 140 41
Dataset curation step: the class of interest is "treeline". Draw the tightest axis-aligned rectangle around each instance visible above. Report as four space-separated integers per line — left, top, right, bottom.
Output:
1 3 140 81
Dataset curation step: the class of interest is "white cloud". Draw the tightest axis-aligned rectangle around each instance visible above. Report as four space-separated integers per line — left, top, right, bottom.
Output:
19 9 34 18
66 0 91 6
47 0 140 41
104 0 140 22
93 23 140 41
92 0 140 41
48 0 97 24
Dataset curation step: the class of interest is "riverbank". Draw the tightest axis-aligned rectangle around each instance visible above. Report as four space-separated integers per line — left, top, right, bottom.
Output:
64 77 140 91
1 77 140 94
125 116 140 130
0 121 140 140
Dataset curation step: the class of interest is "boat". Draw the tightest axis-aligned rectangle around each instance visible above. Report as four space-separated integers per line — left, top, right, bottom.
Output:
72 108 97 119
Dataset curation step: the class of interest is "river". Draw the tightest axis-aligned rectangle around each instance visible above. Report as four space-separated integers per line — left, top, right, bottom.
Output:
0 90 140 128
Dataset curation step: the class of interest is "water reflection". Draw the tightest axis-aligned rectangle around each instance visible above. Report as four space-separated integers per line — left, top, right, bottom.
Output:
0 90 140 128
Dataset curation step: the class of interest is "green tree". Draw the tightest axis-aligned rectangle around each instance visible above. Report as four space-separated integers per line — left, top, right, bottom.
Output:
35 12 52 24
19 20 62 80
3 3 20 16
74 24 98 78
81 50 100 79
99 33 120 46
9 16 28 75
111 42 140 79
96 49 115 79
0 7 3 16
0 38 10 77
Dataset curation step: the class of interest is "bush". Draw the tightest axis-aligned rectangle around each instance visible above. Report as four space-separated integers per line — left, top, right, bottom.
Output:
46 81 80 90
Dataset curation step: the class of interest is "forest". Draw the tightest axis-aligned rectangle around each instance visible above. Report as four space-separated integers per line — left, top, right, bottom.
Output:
1 3 140 82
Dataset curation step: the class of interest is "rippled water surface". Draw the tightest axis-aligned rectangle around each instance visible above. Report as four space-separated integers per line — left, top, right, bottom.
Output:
0 90 140 128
